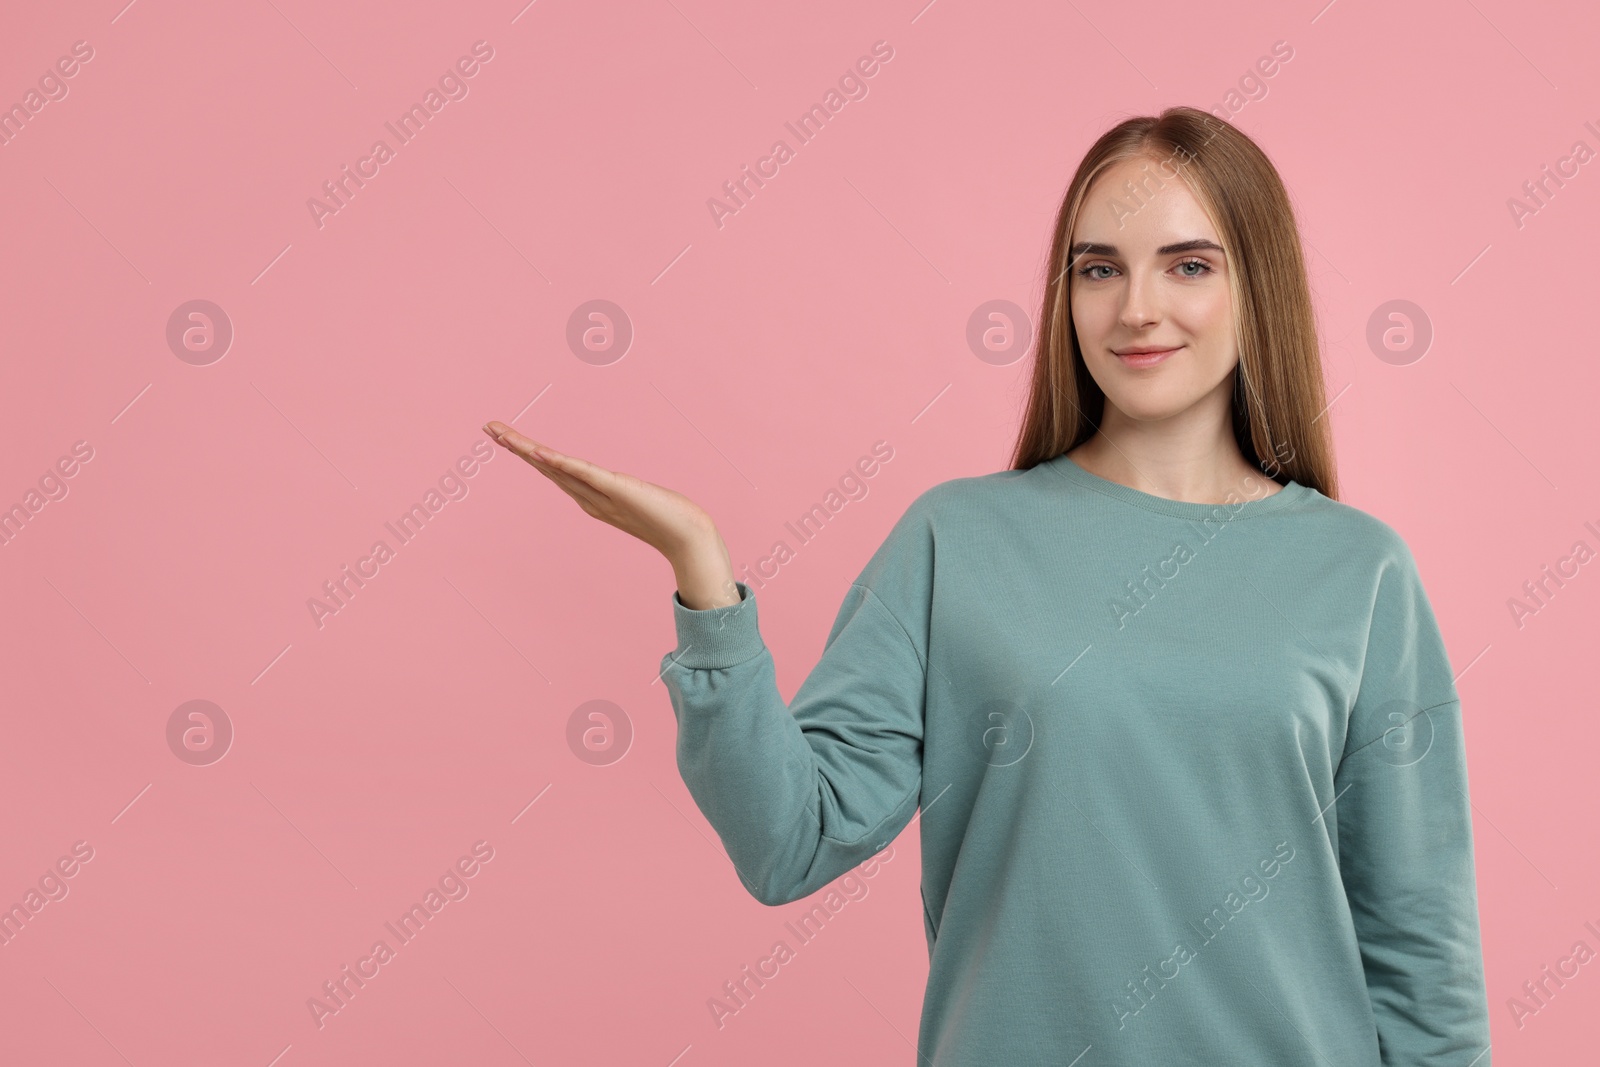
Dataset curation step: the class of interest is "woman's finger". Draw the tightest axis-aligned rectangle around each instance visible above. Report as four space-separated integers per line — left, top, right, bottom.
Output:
539 463 612 512
481 418 713 553
485 424 571 475
516 439 620 496
483 422 548 462
483 423 613 510
485 425 619 496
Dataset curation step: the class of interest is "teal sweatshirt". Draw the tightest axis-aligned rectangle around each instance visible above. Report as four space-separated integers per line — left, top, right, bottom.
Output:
661 452 1491 1065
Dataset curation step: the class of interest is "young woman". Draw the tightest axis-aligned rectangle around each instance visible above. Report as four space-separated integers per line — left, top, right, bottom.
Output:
482 107 1492 1065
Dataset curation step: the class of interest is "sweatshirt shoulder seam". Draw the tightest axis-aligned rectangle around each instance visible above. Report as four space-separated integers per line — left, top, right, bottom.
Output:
852 582 928 671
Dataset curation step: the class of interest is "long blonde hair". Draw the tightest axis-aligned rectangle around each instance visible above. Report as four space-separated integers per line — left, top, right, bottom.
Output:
1009 106 1338 500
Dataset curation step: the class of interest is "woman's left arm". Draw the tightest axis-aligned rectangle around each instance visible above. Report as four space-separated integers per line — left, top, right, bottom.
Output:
1333 541 1493 1065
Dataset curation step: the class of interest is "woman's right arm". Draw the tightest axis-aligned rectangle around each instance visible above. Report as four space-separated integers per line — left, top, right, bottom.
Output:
661 574 926 906
482 421 929 906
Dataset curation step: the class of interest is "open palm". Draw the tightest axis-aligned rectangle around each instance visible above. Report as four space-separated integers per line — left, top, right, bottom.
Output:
481 421 738 610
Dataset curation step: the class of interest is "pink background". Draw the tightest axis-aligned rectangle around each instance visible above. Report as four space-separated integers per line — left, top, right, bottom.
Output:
2 1 1596 1063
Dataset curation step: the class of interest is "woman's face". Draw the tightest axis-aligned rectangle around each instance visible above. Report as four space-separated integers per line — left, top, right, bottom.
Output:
1068 154 1238 428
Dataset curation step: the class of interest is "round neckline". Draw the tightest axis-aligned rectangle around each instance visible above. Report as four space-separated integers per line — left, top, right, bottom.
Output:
1044 452 1312 522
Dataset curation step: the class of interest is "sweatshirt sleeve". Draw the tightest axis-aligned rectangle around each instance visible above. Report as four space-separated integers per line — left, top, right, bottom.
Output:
659 495 935 907
1332 538 1492 1065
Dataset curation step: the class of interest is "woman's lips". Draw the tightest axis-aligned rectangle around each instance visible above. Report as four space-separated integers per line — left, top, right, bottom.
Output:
1115 346 1181 368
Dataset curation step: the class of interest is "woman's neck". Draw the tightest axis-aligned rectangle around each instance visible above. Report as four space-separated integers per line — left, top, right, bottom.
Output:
1064 434 1281 506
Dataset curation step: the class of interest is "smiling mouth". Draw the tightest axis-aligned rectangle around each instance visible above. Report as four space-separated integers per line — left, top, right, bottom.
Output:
1114 346 1182 367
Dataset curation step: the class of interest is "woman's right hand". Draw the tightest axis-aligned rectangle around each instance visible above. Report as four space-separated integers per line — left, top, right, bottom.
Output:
481 421 741 610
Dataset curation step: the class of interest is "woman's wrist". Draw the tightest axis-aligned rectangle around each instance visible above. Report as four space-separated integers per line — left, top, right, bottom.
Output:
669 531 740 611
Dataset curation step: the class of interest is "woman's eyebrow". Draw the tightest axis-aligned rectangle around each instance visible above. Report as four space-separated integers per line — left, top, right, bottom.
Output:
1069 239 1226 257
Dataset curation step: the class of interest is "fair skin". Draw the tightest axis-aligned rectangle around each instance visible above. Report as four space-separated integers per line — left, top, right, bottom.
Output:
1064 153 1280 505
481 149 1274 609
476 422 744 610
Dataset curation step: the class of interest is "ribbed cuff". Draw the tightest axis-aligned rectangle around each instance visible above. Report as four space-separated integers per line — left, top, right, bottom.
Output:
668 580 766 668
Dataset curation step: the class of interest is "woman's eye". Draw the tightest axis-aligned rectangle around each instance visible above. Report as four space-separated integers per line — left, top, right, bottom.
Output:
1075 260 1213 280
